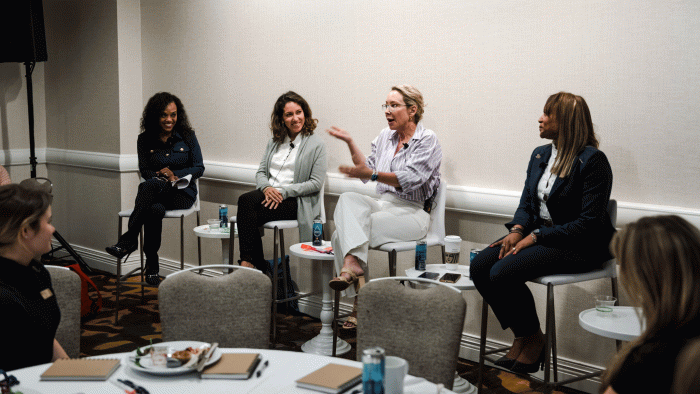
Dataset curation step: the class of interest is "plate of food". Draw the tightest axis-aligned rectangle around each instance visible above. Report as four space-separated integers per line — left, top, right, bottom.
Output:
127 341 222 375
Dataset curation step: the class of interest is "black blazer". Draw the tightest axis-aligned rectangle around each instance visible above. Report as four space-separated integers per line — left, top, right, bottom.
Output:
506 144 615 260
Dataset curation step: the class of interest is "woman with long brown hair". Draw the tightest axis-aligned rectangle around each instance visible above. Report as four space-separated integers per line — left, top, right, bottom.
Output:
236 91 326 273
601 215 700 393
470 92 615 373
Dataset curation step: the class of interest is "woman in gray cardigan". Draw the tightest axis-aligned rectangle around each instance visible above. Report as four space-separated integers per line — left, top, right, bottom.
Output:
237 91 327 273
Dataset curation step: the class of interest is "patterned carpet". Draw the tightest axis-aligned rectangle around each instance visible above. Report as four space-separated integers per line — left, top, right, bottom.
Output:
77 269 588 394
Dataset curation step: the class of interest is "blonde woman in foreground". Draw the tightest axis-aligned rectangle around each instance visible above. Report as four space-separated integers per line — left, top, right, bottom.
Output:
601 215 700 393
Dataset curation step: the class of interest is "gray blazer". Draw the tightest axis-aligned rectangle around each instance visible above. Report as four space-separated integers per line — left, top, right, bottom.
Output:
256 133 327 242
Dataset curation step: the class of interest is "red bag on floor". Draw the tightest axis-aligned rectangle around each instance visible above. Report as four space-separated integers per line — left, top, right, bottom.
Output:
66 263 103 317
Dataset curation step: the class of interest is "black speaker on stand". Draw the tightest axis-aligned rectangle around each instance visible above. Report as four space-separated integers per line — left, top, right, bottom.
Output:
1 0 91 273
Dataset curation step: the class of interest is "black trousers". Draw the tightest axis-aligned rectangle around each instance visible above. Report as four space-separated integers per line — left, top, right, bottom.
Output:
237 189 297 272
470 243 601 337
121 178 195 270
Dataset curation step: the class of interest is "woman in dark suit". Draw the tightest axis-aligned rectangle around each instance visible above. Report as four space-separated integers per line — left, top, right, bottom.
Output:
106 92 204 285
470 92 614 373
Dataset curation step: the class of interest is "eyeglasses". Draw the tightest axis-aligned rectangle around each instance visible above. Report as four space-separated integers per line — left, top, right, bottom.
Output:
382 104 407 112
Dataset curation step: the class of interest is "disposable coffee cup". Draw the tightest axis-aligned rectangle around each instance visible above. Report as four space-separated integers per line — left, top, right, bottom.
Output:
385 356 409 394
444 235 462 270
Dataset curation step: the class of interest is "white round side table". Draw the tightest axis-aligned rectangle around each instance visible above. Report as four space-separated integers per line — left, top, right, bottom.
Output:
193 224 237 265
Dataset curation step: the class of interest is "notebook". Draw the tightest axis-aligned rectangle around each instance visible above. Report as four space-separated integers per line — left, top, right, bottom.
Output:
296 363 363 393
200 353 261 379
40 358 121 381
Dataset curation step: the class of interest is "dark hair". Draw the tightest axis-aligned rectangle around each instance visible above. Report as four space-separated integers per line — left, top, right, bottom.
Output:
140 92 195 137
269 91 317 142
543 92 599 177
0 184 51 248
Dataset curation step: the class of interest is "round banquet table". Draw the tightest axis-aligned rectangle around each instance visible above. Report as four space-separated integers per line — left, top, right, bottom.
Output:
9 348 457 394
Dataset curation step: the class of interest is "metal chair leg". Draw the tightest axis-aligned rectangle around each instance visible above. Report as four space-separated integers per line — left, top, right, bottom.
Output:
389 250 397 277
180 215 185 270
115 216 123 325
279 228 290 311
271 227 279 347
477 300 489 394
332 289 341 357
612 277 622 350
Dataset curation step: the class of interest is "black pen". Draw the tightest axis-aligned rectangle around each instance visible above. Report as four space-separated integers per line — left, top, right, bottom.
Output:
256 360 269 378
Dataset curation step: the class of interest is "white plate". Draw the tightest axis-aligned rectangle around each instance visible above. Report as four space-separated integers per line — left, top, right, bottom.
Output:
127 341 222 375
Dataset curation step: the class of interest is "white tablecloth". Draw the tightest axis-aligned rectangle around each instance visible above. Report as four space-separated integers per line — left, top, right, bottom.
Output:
10 348 456 394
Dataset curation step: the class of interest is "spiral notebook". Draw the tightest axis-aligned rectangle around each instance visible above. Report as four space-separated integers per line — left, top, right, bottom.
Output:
40 358 121 381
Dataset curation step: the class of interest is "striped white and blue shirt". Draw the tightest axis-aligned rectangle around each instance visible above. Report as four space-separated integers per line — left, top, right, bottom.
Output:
365 122 442 203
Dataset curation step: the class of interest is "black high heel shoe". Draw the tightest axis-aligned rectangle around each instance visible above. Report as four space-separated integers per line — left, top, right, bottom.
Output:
509 347 545 374
106 238 137 259
493 356 516 369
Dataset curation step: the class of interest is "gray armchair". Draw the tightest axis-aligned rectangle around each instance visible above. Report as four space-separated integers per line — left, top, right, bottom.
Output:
46 265 81 358
356 277 466 389
159 265 271 349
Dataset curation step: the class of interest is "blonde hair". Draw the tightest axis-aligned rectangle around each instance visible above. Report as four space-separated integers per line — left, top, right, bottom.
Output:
600 215 700 391
543 92 599 177
391 85 425 124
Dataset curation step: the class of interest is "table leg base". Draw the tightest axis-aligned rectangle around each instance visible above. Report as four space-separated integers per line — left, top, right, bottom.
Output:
301 335 351 356
452 372 477 393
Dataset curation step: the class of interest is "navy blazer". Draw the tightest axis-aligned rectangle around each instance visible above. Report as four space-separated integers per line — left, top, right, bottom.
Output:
137 130 205 201
506 144 615 260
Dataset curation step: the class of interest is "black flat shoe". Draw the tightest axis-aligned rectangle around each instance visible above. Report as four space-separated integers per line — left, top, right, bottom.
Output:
144 265 161 286
106 239 137 259
493 356 516 369
509 348 545 374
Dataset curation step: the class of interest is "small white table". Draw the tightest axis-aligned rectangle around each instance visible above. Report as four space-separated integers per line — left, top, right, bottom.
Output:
289 242 351 356
193 224 237 265
405 264 474 290
579 306 643 341
405 263 477 394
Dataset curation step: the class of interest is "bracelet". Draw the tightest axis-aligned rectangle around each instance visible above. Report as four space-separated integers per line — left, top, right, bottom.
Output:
370 170 378 182
509 227 524 236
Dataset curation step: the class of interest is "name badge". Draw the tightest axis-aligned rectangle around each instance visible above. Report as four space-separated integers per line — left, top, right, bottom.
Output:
40 288 53 299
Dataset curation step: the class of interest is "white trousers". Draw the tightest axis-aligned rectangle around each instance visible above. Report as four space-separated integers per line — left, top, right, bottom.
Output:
331 192 430 297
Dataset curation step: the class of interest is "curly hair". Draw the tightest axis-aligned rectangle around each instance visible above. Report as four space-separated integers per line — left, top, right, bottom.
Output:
140 92 195 137
0 184 51 249
270 91 317 142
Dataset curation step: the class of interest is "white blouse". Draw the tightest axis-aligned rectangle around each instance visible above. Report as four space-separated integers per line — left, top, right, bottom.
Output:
268 134 301 190
537 143 558 221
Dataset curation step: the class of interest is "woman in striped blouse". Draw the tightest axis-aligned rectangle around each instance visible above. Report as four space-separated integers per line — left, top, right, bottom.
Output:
327 85 442 329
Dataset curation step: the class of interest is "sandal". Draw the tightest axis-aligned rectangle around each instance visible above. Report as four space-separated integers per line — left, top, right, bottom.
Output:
342 311 358 330
329 267 364 291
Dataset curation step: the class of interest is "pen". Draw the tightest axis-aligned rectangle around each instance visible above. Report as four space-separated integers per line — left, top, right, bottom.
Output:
256 360 269 378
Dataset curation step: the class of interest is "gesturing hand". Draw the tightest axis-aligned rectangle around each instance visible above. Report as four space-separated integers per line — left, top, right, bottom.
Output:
262 187 283 209
326 126 353 143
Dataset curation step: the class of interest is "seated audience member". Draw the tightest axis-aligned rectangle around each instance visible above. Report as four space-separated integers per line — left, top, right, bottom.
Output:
106 92 204 285
0 165 10 186
0 184 68 371
237 91 327 273
673 337 700 394
327 85 442 330
601 215 700 394
470 92 615 373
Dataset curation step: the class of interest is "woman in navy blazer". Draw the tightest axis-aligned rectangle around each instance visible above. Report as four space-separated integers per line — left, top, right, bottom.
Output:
471 92 614 374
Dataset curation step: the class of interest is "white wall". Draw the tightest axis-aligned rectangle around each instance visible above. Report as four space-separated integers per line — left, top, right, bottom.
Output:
2 1 700 391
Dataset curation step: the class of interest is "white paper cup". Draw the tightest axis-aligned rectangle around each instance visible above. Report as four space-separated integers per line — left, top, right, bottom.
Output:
444 235 462 270
385 356 409 394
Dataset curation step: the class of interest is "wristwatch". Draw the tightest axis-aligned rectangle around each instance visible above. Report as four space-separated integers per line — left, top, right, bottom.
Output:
531 228 541 243
370 170 378 182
